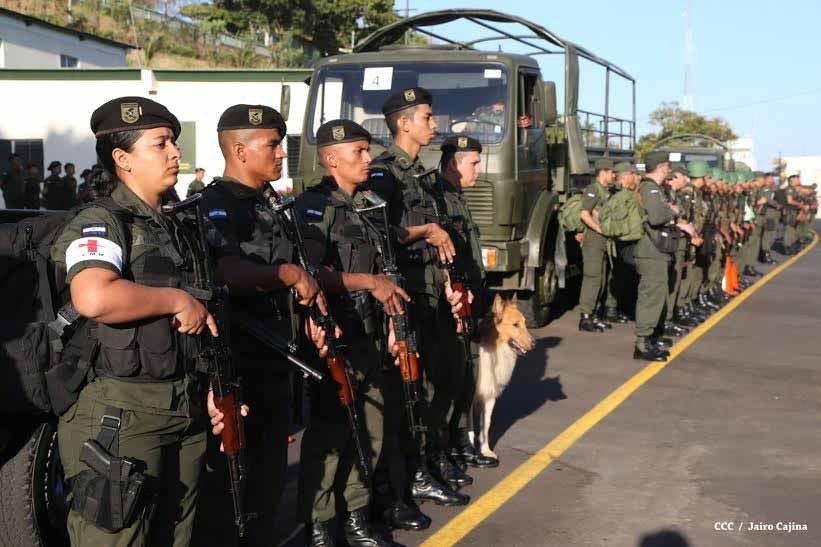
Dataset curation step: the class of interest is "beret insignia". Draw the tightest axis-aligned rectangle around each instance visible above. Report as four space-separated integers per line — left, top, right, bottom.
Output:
248 108 263 126
120 102 140 124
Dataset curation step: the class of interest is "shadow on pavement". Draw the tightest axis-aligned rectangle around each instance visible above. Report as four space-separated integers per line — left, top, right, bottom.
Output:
489 336 566 448
638 528 691 547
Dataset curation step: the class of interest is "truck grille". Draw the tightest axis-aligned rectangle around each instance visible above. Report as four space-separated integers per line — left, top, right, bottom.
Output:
463 181 494 225
286 136 301 178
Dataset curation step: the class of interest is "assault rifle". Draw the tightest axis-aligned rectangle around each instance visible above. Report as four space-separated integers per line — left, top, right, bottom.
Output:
355 190 427 444
415 167 474 337
162 194 253 537
261 185 371 483
163 194 322 537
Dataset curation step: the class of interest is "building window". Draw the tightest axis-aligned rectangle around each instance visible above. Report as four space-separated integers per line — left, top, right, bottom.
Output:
60 54 79 68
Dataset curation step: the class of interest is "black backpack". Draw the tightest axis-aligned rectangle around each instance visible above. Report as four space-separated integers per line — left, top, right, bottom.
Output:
0 198 131 416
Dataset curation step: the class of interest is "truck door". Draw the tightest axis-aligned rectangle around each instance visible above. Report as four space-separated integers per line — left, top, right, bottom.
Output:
517 69 548 231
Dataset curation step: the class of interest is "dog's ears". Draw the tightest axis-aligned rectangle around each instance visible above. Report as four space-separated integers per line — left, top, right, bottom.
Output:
492 293 505 319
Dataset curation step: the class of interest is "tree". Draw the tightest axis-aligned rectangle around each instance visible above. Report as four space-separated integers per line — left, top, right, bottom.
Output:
636 101 737 160
182 0 399 58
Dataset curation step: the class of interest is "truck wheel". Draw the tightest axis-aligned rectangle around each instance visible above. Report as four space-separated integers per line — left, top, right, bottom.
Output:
520 262 558 328
0 421 69 547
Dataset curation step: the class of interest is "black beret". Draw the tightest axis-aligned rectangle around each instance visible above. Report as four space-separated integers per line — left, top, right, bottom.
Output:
47 161 62 170
90 96 181 138
441 135 483 154
316 119 371 148
382 87 433 116
644 151 670 171
217 104 286 135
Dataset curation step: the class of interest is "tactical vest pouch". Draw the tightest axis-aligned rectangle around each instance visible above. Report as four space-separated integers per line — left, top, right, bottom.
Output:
765 218 777 231
71 409 153 532
137 320 177 380
97 324 139 377
96 319 178 381
648 227 678 255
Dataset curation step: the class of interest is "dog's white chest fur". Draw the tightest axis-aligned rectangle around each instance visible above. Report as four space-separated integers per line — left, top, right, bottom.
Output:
476 342 517 402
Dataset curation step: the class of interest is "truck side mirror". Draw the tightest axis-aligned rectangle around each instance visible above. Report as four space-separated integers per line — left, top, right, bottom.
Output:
540 81 557 125
280 85 291 121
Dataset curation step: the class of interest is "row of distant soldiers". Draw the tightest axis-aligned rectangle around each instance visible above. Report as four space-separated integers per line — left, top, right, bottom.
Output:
570 154 817 361
1 155 91 210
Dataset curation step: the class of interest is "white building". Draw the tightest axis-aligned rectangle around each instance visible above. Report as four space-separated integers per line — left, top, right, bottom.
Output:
727 137 757 171
783 155 821 218
0 6 131 69
0 68 311 199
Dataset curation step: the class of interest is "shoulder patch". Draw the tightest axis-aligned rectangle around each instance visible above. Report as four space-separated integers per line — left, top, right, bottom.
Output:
81 223 108 237
587 192 596 198
369 169 386 179
305 208 324 220
650 189 660 194
208 209 228 219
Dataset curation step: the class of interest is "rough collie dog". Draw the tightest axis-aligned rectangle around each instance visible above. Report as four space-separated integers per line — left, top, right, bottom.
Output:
470 294 535 460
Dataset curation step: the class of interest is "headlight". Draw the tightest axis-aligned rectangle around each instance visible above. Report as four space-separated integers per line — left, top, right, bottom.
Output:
481 247 497 267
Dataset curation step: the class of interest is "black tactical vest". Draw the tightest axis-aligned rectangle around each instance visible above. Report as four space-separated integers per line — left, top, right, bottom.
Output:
94 210 199 382
370 153 440 266
310 182 383 338
207 180 294 322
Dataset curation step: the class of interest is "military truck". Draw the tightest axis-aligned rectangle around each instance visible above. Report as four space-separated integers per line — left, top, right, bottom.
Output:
291 9 636 326
650 133 733 169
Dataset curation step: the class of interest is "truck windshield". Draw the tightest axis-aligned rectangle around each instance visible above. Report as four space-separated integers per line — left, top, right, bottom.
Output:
307 62 509 146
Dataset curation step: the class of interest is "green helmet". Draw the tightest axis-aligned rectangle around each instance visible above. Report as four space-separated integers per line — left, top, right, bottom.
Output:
687 160 710 178
726 172 737 185
710 168 723 181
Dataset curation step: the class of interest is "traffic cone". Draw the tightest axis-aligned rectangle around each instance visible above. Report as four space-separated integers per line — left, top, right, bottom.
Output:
723 256 733 294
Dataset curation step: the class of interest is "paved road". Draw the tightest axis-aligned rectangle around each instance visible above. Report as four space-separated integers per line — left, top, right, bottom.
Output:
194 233 819 547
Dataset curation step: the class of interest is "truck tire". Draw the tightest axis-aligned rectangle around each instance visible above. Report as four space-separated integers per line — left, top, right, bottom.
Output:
520 261 557 328
0 420 69 547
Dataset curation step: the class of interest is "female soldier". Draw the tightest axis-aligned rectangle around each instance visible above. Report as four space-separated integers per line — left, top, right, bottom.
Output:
51 96 232 546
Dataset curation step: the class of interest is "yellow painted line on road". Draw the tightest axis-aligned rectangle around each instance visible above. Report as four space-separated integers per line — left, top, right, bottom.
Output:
422 234 818 546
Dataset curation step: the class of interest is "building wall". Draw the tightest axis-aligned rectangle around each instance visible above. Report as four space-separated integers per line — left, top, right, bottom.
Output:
0 69 311 199
0 12 127 69
727 137 757 171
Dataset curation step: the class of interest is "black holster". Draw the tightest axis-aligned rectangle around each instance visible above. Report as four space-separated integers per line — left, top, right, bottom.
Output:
70 408 153 532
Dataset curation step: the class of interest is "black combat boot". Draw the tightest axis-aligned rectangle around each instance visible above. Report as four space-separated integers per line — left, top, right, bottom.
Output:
649 336 672 353
429 451 472 490
682 303 707 322
764 251 778 264
449 428 477 468
383 500 431 531
309 520 336 547
698 293 720 312
603 307 629 324
634 340 668 361
579 313 606 332
594 316 613 329
343 509 398 547
663 321 688 337
674 308 700 327
410 462 469 506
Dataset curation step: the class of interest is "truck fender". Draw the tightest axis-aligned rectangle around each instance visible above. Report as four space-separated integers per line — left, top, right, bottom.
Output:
524 189 560 268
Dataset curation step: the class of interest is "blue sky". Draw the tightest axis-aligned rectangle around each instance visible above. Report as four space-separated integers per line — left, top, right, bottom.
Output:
391 0 821 167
